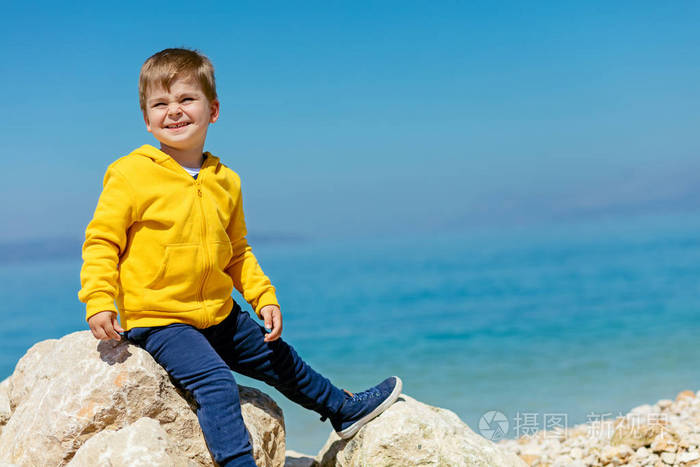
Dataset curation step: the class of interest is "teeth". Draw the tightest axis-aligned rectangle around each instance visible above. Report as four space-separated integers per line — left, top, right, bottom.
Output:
167 122 189 128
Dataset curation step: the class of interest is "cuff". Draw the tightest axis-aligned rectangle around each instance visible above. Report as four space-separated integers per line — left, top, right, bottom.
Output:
253 289 280 319
85 293 117 322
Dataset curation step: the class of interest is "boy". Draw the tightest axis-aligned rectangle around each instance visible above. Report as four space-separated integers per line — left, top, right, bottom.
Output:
78 48 402 467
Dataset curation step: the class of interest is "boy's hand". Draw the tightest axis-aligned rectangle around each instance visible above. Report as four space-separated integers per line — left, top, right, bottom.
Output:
260 305 282 342
88 311 125 341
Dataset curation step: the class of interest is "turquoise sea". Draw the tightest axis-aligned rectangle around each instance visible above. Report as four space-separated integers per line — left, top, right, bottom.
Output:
2 211 700 454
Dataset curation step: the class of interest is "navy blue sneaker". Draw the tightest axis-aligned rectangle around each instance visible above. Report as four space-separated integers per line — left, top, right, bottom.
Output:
330 376 403 439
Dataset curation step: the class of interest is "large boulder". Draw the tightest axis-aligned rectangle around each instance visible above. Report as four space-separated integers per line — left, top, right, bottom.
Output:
0 331 285 466
316 394 526 467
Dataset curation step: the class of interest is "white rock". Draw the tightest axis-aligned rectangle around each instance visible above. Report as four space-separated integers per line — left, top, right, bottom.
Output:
678 450 700 463
570 446 583 459
630 404 655 416
0 378 9 396
316 394 526 466
660 451 675 464
0 383 9 427
658 399 673 410
0 332 285 466
552 454 573 466
67 417 197 467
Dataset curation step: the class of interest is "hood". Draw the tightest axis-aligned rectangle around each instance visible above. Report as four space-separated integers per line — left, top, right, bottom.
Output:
130 144 172 163
128 144 220 173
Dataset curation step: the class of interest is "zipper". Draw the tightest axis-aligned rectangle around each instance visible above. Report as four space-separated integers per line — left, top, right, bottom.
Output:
195 173 210 327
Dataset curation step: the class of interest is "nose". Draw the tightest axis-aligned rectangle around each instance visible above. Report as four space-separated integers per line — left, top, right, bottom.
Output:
167 102 182 117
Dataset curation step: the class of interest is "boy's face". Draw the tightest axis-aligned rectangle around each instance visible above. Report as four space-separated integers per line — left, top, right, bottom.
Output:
143 76 219 154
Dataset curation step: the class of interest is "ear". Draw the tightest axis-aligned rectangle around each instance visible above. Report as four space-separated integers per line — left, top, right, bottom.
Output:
209 99 220 124
143 111 152 133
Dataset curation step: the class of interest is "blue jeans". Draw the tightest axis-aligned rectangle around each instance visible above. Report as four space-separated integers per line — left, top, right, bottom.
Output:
125 301 346 467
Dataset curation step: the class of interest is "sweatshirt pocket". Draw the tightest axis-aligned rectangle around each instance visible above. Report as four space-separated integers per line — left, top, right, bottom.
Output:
144 243 202 308
205 240 234 298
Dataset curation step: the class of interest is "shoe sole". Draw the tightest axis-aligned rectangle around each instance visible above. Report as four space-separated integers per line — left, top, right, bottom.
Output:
336 376 403 440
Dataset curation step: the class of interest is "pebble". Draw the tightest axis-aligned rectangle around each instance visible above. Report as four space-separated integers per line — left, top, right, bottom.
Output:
659 451 675 464
570 446 583 459
502 389 700 467
678 450 700 463
658 399 673 410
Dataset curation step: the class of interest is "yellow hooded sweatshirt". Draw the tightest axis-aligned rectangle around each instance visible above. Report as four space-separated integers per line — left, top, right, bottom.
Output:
78 145 279 331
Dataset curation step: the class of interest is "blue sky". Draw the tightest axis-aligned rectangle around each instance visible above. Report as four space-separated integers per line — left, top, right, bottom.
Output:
2 1 698 242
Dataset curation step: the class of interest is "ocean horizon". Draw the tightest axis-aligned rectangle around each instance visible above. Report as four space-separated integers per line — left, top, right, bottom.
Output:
2 210 700 454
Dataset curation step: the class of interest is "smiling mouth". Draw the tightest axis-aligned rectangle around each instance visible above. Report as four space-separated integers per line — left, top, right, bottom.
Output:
165 122 190 129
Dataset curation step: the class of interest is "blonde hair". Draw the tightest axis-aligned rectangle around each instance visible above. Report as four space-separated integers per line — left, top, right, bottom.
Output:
139 48 217 112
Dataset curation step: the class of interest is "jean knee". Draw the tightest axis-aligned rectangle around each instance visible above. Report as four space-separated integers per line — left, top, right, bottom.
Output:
188 367 238 404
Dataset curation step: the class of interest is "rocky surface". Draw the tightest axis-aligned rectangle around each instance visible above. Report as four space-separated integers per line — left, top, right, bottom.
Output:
499 389 700 467
316 393 526 466
66 417 198 467
0 378 10 429
0 331 285 467
5 330 658 466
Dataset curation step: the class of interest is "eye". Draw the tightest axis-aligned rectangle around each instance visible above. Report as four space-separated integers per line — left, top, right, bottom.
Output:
181 97 194 103
153 102 166 108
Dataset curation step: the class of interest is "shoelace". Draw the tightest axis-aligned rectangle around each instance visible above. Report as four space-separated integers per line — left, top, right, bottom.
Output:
349 387 381 402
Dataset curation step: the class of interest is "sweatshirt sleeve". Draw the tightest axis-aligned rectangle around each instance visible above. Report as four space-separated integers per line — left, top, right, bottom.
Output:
225 175 279 318
78 166 136 322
